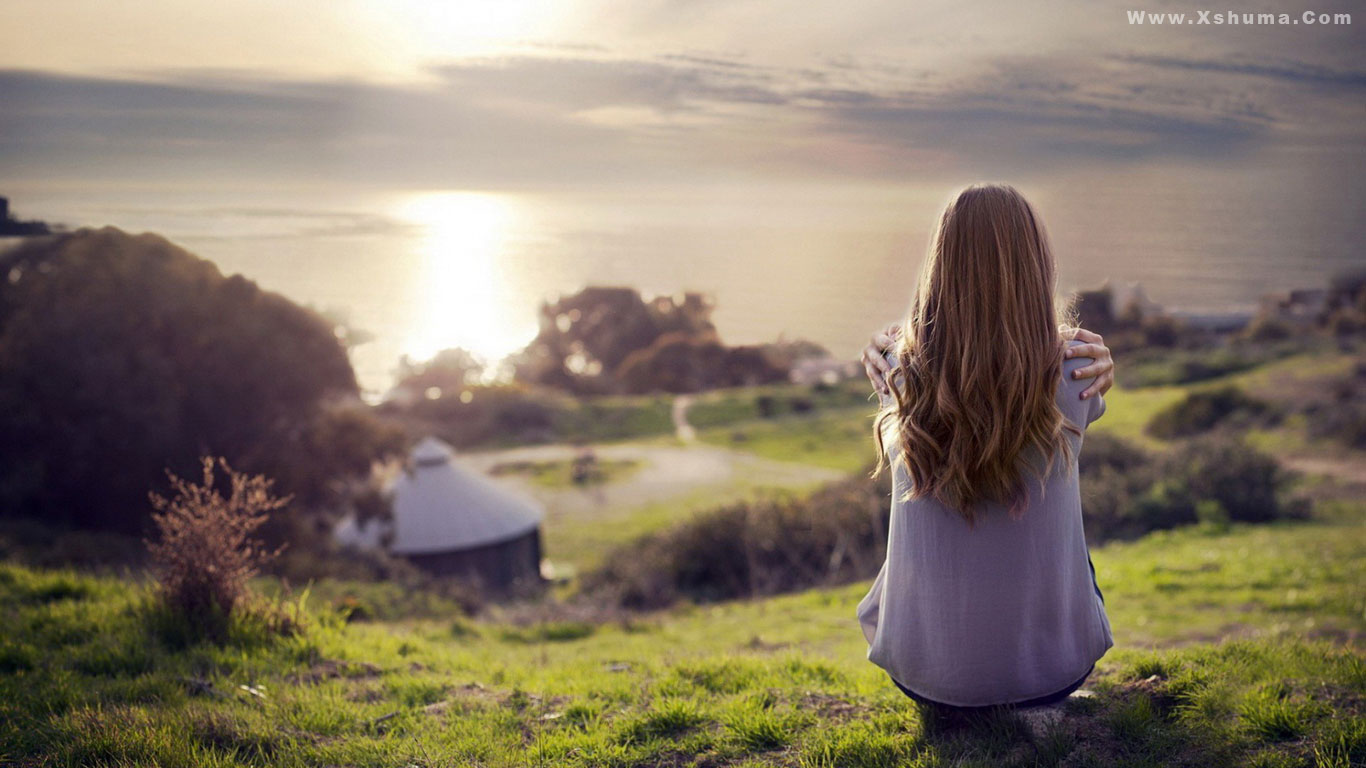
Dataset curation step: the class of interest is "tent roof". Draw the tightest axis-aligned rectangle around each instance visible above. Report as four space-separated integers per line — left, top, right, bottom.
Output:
386 437 544 554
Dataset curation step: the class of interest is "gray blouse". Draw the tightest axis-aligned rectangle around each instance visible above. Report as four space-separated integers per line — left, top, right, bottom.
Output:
856 339 1113 706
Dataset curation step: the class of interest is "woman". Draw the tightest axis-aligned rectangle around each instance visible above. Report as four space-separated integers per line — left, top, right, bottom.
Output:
856 183 1116 711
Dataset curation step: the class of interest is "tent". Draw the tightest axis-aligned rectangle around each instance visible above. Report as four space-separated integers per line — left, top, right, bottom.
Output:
335 437 545 594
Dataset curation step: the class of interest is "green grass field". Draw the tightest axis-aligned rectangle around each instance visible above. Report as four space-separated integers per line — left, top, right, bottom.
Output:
698 410 879 474
3 500 1363 767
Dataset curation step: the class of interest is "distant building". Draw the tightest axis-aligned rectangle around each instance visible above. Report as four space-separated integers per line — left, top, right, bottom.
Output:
1113 282 1165 319
1168 311 1253 334
1259 288 1328 327
334 437 546 596
789 356 860 386
1073 286 1117 333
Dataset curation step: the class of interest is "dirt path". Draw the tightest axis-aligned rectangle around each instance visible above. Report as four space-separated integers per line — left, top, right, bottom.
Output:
672 395 697 443
1282 455 1366 486
461 440 846 519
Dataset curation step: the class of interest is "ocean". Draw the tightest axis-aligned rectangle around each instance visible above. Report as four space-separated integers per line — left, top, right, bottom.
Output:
4 161 1362 398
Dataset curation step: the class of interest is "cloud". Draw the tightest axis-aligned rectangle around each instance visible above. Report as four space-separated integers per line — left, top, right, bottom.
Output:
1115 54 1366 89
0 40 1360 190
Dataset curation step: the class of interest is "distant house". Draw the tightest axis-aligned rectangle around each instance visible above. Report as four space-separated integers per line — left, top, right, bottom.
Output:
1074 280 1167 333
789 356 860 386
334 437 546 595
1168 311 1252 334
1259 288 1328 327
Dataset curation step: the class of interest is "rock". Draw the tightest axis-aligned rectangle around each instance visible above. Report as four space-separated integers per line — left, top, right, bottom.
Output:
1015 702 1066 741
1015 688 1094 742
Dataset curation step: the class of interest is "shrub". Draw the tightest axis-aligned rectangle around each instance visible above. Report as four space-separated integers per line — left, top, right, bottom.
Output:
1080 431 1152 474
1303 365 1366 449
1325 307 1364 337
1079 433 1298 542
1079 433 1160 542
1307 402 1366 449
1108 436 1295 535
1140 314 1183 347
1146 385 1271 439
1244 314 1293 342
582 470 892 609
1163 437 1291 523
144 457 288 640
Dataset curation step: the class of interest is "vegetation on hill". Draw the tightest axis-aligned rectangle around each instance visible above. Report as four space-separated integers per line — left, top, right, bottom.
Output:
579 431 1309 610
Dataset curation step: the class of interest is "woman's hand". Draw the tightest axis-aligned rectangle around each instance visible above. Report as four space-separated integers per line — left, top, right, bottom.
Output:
1062 327 1115 400
861 323 901 398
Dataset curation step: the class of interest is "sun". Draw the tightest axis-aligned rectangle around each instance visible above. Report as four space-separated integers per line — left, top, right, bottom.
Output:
396 191 534 368
384 0 566 58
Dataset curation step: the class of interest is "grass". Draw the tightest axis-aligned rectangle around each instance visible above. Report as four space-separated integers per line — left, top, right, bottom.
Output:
1093 515 1366 647
692 384 1185 475
1117 338 1313 388
698 409 880 473
685 378 874 428
2 501 1363 767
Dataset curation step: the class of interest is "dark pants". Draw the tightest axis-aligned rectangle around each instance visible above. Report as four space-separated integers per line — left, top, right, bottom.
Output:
889 662 1094 711
890 548 1104 711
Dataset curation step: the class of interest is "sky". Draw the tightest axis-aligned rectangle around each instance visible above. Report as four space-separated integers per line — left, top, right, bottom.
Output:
1 0 1362 195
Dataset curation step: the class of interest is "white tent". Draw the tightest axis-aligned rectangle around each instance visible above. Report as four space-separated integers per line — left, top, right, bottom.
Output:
334 437 545 591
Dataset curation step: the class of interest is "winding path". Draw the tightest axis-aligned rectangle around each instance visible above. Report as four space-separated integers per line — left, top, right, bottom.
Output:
461 440 846 519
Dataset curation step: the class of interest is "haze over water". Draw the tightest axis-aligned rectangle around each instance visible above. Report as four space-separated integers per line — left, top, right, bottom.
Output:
8 150 1360 397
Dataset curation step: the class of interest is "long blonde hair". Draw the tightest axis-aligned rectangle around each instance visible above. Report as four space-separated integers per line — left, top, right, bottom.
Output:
872 183 1082 527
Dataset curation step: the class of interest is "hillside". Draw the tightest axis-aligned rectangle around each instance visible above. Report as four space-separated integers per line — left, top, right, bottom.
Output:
3 504 1363 767
3 334 1364 766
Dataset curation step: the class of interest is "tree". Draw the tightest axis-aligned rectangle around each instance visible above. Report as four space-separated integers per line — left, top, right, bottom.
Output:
0 226 401 535
394 347 485 396
512 286 716 394
615 333 789 394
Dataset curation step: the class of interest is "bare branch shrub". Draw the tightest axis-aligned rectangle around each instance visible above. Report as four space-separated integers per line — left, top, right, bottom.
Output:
144 457 289 638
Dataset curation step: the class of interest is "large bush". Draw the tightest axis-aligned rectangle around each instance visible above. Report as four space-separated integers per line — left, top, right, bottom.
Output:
1303 362 1366 449
1081 433 1303 541
0 227 402 536
1145 385 1272 439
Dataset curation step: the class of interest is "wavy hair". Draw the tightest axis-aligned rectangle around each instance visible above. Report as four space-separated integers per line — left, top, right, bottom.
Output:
872 183 1083 527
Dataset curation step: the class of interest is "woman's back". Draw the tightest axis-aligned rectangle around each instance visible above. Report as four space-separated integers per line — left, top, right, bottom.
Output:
856 339 1112 707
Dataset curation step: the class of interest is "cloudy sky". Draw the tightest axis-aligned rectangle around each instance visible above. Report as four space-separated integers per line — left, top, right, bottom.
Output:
1 0 1361 193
